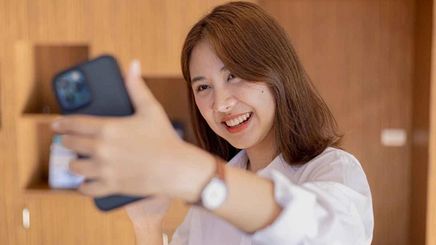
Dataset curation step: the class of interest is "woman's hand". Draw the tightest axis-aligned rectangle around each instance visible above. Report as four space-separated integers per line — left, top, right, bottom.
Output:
125 195 171 228
51 60 192 198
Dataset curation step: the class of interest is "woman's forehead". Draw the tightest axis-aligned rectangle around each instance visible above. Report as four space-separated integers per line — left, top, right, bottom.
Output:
189 40 226 78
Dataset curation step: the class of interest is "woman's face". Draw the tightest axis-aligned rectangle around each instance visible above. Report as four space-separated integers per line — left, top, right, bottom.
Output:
189 40 276 149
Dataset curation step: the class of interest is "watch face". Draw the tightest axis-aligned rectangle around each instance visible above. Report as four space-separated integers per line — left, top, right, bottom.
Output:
202 178 228 210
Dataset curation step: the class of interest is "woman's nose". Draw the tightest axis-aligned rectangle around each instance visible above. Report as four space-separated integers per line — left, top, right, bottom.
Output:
213 89 237 113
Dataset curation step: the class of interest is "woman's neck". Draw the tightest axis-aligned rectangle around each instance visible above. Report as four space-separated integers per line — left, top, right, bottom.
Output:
245 128 278 172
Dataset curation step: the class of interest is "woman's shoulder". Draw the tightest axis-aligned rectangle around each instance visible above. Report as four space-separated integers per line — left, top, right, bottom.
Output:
268 147 368 186
311 147 361 167
302 147 369 188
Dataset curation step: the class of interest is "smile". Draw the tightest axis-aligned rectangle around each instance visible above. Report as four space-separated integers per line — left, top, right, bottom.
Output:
223 112 253 133
224 112 251 127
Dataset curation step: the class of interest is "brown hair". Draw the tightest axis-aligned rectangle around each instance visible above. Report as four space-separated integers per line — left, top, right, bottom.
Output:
181 1 342 165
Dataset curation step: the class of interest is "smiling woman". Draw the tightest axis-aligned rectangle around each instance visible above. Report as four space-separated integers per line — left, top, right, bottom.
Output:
181 5 342 165
188 40 277 152
51 1 374 245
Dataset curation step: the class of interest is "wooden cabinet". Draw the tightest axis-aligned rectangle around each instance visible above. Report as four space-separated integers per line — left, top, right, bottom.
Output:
1 0 435 244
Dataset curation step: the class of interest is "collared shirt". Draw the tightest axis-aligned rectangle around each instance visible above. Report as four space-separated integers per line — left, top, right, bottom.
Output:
170 147 374 245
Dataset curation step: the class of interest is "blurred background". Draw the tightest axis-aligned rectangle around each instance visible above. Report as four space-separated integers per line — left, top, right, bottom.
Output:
0 0 435 244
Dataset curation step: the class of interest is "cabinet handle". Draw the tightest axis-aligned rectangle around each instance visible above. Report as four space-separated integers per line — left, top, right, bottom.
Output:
22 208 30 229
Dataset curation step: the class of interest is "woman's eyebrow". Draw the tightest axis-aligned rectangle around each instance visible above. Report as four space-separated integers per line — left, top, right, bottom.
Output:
191 76 205 84
191 66 227 84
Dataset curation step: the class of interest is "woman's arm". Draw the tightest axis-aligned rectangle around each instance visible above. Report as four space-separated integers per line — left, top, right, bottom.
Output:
51 61 372 243
177 149 373 244
163 143 282 233
131 221 163 245
215 162 283 232
51 60 283 234
125 196 170 245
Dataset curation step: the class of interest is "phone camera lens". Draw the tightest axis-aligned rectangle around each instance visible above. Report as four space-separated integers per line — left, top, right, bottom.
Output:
56 70 92 111
65 93 75 104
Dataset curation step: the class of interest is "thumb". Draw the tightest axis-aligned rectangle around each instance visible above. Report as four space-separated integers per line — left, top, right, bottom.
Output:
125 59 158 115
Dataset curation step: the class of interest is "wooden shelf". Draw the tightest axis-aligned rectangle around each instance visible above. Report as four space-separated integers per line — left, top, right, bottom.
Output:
25 181 79 196
12 43 194 245
21 113 61 122
15 43 90 194
15 43 89 115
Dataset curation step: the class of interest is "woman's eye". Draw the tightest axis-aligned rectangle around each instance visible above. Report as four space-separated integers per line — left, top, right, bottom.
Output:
227 73 236 81
196 84 209 93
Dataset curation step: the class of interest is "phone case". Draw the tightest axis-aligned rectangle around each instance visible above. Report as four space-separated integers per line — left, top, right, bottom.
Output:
52 55 146 211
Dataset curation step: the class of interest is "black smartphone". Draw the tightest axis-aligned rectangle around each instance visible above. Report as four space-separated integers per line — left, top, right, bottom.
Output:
52 55 146 211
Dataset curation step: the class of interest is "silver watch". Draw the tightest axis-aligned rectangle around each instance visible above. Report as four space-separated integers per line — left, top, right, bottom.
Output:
201 177 228 210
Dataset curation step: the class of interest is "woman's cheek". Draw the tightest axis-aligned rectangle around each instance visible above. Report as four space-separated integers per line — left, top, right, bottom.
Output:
195 97 213 123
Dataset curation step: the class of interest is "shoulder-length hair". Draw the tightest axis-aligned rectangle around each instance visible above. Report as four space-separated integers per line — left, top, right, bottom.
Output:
181 1 342 165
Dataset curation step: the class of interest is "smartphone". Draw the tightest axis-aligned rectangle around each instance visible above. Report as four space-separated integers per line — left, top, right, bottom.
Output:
52 55 146 211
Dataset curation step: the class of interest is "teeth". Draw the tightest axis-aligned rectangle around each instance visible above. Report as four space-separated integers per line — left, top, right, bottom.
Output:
225 113 251 127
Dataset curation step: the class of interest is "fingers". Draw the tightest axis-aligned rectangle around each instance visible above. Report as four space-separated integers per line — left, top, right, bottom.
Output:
127 195 170 210
78 180 112 197
62 135 97 157
69 159 113 197
51 115 105 137
125 60 159 115
69 158 101 179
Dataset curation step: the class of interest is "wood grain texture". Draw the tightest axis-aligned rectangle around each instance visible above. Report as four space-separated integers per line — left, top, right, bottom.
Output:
411 0 433 244
1 0 233 244
0 0 29 244
2 0 434 244
427 0 436 243
260 1 415 244
86 0 236 76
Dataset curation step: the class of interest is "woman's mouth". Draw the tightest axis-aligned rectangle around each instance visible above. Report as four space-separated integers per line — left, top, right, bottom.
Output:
222 112 253 133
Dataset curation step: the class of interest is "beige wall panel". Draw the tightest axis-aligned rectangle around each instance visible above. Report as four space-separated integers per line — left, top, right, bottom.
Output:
261 1 415 244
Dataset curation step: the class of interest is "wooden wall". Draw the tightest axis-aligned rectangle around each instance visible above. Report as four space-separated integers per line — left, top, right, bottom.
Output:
427 0 436 243
261 0 427 244
0 1 232 244
0 0 434 244
411 0 433 244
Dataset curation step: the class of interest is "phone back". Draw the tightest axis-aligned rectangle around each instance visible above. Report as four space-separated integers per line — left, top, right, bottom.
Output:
52 55 145 211
53 55 134 116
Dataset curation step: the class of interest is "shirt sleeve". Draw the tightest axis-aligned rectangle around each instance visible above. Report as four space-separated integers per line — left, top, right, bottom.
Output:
169 208 194 245
250 151 374 245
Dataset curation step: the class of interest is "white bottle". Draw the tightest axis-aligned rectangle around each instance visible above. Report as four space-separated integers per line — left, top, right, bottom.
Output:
49 134 85 189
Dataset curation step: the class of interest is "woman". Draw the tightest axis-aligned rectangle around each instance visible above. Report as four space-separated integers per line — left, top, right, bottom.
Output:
52 2 374 244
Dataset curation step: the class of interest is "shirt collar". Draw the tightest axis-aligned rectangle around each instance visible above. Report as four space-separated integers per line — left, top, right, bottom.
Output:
227 150 248 169
227 150 287 175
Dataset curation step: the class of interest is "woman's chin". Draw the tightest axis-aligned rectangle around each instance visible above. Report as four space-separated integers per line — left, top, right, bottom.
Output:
225 138 256 150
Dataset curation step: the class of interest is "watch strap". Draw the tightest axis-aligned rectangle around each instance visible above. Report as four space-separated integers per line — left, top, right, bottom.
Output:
215 156 226 181
189 155 225 207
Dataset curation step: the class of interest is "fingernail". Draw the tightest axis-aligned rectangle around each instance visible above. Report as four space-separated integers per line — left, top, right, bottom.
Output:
130 59 141 78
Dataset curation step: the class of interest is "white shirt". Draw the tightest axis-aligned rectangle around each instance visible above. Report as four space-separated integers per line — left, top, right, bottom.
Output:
170 147 374 245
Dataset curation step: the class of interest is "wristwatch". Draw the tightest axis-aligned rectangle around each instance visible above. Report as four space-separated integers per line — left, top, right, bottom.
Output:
194 156 228 210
